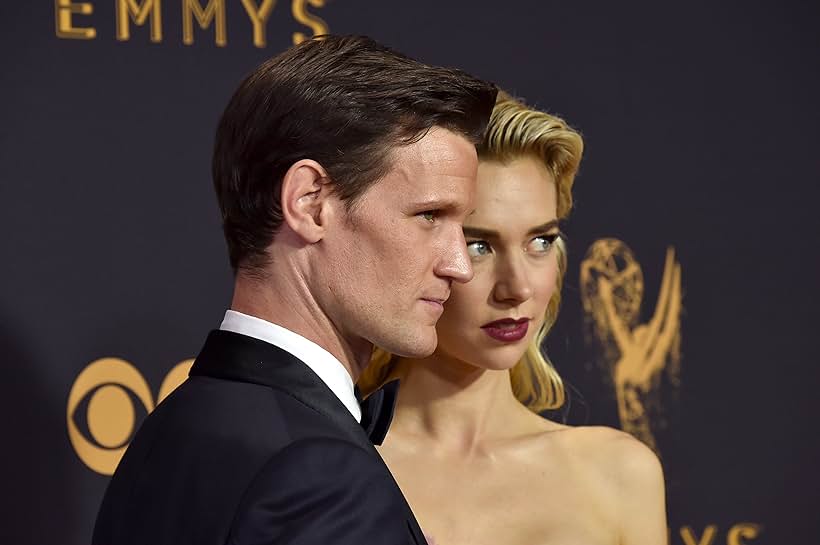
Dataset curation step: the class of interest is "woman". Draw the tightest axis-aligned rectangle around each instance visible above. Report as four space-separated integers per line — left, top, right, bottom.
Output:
359 92 667 545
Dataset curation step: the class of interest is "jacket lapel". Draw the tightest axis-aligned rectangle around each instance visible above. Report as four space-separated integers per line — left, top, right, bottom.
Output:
189 329 371 450
189 329 428 545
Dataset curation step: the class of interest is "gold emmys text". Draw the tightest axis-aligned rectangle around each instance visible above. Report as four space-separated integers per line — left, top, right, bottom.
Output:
676 524 762 545
55 0 329 47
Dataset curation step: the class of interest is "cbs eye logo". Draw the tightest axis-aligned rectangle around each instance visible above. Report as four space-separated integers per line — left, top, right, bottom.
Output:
67 358 193 475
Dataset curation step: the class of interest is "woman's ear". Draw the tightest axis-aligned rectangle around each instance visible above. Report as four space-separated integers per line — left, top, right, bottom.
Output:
280 159 331 244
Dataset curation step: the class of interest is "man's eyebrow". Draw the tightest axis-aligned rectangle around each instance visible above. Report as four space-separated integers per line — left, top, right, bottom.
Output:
410 197 465 211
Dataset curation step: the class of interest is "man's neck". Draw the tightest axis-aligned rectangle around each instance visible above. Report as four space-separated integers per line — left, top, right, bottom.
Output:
230 271 371 381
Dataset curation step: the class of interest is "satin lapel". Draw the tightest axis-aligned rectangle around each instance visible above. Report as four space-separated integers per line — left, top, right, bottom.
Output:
190 330 428 544
189 330 372 451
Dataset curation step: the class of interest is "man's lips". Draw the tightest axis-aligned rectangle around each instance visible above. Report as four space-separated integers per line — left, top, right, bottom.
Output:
420 293 449 306
420 295 449 314
481 318 530 342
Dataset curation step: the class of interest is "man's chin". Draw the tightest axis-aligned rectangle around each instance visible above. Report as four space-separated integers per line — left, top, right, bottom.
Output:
380 328 438 359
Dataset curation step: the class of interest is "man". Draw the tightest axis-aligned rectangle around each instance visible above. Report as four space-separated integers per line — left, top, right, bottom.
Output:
92 35 496 545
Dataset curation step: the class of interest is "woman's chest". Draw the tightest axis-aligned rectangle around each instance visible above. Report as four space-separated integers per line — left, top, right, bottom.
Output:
391 459 618 545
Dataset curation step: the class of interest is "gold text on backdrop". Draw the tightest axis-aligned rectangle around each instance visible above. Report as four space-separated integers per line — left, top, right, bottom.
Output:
55 0 329 47
680 524 762 545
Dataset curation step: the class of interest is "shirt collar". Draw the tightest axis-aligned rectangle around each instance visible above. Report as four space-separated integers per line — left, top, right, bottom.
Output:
219 309 361 423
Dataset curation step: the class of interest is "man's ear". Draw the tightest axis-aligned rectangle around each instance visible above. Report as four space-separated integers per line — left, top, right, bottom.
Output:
280 159 332 244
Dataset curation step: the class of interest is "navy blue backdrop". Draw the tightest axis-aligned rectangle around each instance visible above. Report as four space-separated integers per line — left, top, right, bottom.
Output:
1 2 818 544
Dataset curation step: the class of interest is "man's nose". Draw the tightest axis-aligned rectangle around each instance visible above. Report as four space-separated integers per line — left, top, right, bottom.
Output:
436 228 474 283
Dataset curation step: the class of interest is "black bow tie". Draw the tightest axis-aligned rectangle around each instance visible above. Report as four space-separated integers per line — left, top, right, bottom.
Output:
357 379 399 446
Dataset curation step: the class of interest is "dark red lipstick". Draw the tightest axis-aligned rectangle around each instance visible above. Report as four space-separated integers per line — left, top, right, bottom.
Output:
481 318 529 342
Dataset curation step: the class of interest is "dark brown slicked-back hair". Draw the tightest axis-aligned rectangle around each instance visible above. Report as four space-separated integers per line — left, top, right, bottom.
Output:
213 35 498 272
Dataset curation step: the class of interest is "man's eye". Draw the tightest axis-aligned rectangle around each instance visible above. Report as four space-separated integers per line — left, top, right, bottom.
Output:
419 211 436 223
466 240 491 258
527 234 560 254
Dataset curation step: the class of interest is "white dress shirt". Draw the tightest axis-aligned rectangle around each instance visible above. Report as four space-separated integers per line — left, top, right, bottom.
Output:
219 309 361 423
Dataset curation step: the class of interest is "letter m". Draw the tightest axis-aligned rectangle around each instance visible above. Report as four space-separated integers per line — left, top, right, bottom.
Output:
116 0 162 42
182 0 227 46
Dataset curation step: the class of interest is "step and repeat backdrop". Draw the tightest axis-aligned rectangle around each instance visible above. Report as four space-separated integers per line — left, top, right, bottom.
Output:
1 1 818 544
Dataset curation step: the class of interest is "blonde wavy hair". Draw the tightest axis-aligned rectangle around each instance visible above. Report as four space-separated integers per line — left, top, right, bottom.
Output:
358 91 583 413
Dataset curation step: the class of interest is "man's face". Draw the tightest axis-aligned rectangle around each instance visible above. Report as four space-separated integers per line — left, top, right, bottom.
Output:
317 128 478 361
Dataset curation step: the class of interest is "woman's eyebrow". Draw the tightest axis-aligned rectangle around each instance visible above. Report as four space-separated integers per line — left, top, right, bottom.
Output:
463 220 560 239
462 226 498 239
527 220 559 236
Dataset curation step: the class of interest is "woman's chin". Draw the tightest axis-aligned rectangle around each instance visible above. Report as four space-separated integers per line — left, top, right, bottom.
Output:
435 332 528 371
482 358 523 372
482 340 530 367
465 348 527 372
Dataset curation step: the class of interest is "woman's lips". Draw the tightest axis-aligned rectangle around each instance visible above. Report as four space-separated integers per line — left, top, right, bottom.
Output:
481 318 529 342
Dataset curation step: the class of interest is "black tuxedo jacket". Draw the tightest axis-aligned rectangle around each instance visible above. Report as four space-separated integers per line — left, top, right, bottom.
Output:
92 330 427 545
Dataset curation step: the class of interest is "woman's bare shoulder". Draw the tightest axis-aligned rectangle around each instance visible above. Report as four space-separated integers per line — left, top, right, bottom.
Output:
550 425 668 541
554 424 651 453
535 423 664 487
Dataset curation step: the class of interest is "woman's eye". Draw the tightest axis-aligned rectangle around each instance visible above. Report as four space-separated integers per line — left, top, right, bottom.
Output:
528 234 560 254
467 240 491 258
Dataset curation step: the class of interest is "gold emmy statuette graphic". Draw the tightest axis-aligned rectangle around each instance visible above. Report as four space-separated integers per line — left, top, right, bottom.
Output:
67 358 194 475
580 239 682 452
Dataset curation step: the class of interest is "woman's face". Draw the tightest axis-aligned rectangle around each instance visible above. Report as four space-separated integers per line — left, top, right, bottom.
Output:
433 156 561 371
